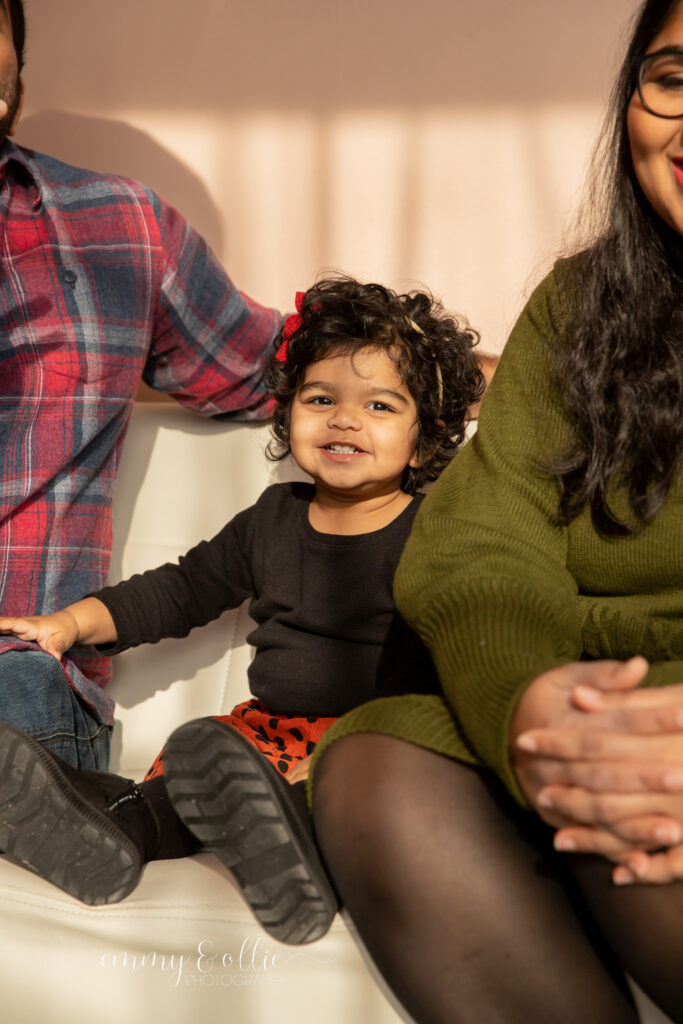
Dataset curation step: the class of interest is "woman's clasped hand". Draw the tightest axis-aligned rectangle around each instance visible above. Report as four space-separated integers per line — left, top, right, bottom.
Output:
512 657 683 882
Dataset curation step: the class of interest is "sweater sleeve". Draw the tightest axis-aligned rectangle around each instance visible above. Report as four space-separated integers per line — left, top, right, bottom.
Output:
641 662 683 688
93 506 255 654
394 268 583 799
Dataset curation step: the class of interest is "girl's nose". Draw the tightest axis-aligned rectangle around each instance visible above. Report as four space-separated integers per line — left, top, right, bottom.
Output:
328 403 361 429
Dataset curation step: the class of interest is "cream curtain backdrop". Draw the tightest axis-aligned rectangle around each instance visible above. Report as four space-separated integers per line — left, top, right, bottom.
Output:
18 0 633 354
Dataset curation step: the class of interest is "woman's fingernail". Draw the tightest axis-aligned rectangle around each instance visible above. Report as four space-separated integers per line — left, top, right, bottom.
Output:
537 791 554 809
613 867 635 886
628 858 649 880
654 825 681 845
554 836 576 851
663 770 683 791
516 734 537 752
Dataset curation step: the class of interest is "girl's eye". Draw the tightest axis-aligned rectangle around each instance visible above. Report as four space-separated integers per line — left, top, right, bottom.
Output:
368 401 393 412
307 395 333 406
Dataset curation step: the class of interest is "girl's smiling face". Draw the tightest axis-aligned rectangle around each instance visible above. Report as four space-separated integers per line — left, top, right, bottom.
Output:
628 6 683 235
289 346 419 502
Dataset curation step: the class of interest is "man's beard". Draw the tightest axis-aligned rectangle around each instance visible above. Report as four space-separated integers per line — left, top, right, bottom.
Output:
0 73 20 147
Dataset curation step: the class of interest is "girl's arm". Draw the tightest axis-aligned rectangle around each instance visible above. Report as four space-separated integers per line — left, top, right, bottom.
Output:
0 597 118 660
0 502 256 662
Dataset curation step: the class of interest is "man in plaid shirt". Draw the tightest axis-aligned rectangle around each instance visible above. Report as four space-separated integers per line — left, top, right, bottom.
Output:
0 0 282 771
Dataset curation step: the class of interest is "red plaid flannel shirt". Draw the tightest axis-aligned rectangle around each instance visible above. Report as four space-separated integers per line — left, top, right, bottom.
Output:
0 142 281 724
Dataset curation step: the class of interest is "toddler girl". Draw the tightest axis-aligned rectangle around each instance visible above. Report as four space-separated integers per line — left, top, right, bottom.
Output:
0 275 483 943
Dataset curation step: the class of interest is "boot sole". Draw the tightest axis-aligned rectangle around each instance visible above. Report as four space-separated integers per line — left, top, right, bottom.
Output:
0 721 141 905
163 718 338 945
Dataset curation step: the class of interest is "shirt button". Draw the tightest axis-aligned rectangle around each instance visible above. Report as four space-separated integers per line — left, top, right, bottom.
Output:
63 269 77 285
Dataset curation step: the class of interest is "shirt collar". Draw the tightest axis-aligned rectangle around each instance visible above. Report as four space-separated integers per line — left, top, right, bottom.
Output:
0 139 42 206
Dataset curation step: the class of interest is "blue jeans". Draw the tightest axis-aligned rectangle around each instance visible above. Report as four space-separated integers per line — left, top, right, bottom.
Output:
0 651 111 770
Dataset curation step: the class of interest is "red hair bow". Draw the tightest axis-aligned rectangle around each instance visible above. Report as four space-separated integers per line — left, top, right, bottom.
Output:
275 291 306 363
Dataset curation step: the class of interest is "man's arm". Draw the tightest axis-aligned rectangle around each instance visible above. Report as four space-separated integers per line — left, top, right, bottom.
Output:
143 193 283 418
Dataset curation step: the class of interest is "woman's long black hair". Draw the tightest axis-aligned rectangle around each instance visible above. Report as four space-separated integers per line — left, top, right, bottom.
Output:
552 0 683 534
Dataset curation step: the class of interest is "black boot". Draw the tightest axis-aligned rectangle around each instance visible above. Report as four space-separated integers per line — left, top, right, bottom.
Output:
0 720 160 905
163 718 339 945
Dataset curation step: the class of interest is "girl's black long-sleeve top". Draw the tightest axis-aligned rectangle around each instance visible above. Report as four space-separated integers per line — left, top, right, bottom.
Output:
94 482 439 716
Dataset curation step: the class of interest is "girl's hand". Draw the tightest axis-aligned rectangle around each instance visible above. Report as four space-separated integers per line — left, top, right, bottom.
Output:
0 610 80 660
287 756 312 785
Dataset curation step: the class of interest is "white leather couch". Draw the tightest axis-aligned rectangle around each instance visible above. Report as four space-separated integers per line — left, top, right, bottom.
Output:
0 403 672 1024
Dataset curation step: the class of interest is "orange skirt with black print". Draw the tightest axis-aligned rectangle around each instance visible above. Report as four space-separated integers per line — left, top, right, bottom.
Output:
144 698 337 781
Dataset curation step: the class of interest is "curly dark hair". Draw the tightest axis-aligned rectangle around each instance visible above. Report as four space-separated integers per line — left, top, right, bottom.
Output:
551 0 683 535
266 275 484 494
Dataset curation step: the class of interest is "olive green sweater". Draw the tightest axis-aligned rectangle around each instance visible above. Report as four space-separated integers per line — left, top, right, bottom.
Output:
312 264 683 803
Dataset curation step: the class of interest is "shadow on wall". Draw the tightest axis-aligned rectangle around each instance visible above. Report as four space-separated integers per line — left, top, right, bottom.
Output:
24 0 630 111
18 111 225 256
17 0 635 352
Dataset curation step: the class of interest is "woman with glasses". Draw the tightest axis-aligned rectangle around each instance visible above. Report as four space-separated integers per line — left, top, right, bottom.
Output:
305 1 683 1022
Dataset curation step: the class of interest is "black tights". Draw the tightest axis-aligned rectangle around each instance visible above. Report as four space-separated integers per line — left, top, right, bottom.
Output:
313 734 683 1024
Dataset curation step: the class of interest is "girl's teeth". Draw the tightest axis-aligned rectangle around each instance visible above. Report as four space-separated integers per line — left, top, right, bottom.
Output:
327 444 359 453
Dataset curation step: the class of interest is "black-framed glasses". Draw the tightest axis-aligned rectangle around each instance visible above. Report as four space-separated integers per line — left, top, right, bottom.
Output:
635 46 683 119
